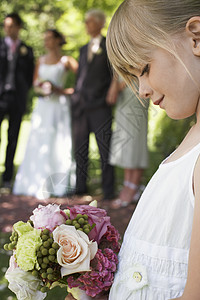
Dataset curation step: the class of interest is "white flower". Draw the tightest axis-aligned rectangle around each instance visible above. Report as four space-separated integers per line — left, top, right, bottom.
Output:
53 224 98 277
89 200 97 207
67 287 92 300
19 45 28 55
5 267 46 300
120 263 148 292
95 47 103 55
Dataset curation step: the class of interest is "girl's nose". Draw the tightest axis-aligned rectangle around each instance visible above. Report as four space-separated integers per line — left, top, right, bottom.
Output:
139 78 152 99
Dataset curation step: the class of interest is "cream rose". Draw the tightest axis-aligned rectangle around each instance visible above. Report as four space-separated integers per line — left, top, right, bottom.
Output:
53 224 98 277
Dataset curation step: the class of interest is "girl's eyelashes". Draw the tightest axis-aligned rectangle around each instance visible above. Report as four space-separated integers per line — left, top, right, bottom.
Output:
140 64 150 77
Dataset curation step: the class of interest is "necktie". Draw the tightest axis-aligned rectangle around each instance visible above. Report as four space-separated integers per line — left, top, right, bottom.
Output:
11 41 17 53
88 40 94 62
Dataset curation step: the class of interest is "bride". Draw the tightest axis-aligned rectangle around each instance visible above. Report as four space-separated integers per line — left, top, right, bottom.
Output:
13 29 78 199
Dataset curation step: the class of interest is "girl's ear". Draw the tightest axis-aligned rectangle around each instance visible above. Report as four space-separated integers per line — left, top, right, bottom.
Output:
186 17 200 56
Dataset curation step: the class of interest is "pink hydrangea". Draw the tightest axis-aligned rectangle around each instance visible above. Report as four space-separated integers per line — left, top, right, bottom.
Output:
67 248 118 297
30 204 66 232
69 205 111 244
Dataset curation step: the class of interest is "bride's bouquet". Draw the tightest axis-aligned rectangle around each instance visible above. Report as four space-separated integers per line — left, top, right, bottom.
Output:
34 80 53 97
4 202 121 300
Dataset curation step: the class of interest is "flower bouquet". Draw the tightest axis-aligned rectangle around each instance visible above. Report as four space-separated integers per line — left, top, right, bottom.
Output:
4 201 121 300
34 80 53 97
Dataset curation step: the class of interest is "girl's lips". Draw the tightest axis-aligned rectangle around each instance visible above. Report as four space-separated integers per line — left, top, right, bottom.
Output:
153 96 164 106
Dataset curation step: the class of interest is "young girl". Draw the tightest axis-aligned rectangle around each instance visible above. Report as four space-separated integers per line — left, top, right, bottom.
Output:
106 0 200 299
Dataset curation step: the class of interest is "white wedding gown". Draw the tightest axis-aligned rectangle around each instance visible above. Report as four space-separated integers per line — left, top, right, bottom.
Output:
13 58 76 199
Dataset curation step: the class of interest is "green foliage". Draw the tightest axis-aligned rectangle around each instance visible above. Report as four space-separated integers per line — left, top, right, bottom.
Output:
152 111 195 157
0 0 123 59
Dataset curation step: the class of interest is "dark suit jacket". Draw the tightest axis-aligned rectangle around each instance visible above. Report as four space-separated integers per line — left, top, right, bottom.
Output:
72 36 112 117
0 38 34 114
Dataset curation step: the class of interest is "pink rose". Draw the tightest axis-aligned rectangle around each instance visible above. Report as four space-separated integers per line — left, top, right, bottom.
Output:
69 205 111 244
30 204 66 232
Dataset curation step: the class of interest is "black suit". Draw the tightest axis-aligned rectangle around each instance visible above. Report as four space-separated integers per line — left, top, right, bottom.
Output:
0 38 34 182
72 36 114 198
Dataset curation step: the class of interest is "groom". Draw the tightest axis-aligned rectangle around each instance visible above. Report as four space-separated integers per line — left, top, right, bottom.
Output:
0 13 34 188
71 9 118 200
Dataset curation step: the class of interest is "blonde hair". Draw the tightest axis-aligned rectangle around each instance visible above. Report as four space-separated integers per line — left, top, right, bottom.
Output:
106 0 200 92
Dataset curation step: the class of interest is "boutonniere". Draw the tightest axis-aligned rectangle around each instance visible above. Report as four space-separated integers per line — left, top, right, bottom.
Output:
19 45 28 56
91 43 103 56
95 47 103 55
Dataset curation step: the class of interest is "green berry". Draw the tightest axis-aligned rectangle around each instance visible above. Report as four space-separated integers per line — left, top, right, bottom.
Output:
49 248 56 255
52 242 59 250
83 214 88 220
41 248 48 256
78 217 85 225
8 243 14 250
76 214 83 219
66 219 72 225
11 241 17 247
72 220 78 226
84 228 90 234
48 238 53 244
41 263 47 269
32 270 38 277
83 224 89 229
37 251 42 258
47 268 53 274
43 241 50 248
41 234 48 241
48 255 55 262
43 229 49 235
4 244 9 251
78 228 83 231
75 223 81 229
10 236 14 242
43 257 49 264
47 274 54 280
41 272 47 279
38 258 43 265
39 268 45 273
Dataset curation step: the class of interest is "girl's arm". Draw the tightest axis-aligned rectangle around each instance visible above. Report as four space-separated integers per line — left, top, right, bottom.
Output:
171 155 200 300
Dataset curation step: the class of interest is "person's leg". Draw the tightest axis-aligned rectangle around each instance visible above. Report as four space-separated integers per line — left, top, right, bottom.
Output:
89 107 114 199
72 114 90 194
120 168 143 199
113 168 144 208
3 109 22 183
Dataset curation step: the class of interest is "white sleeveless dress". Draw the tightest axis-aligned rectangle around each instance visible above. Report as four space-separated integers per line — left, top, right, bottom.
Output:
109 142 200 300
13 57 75 199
